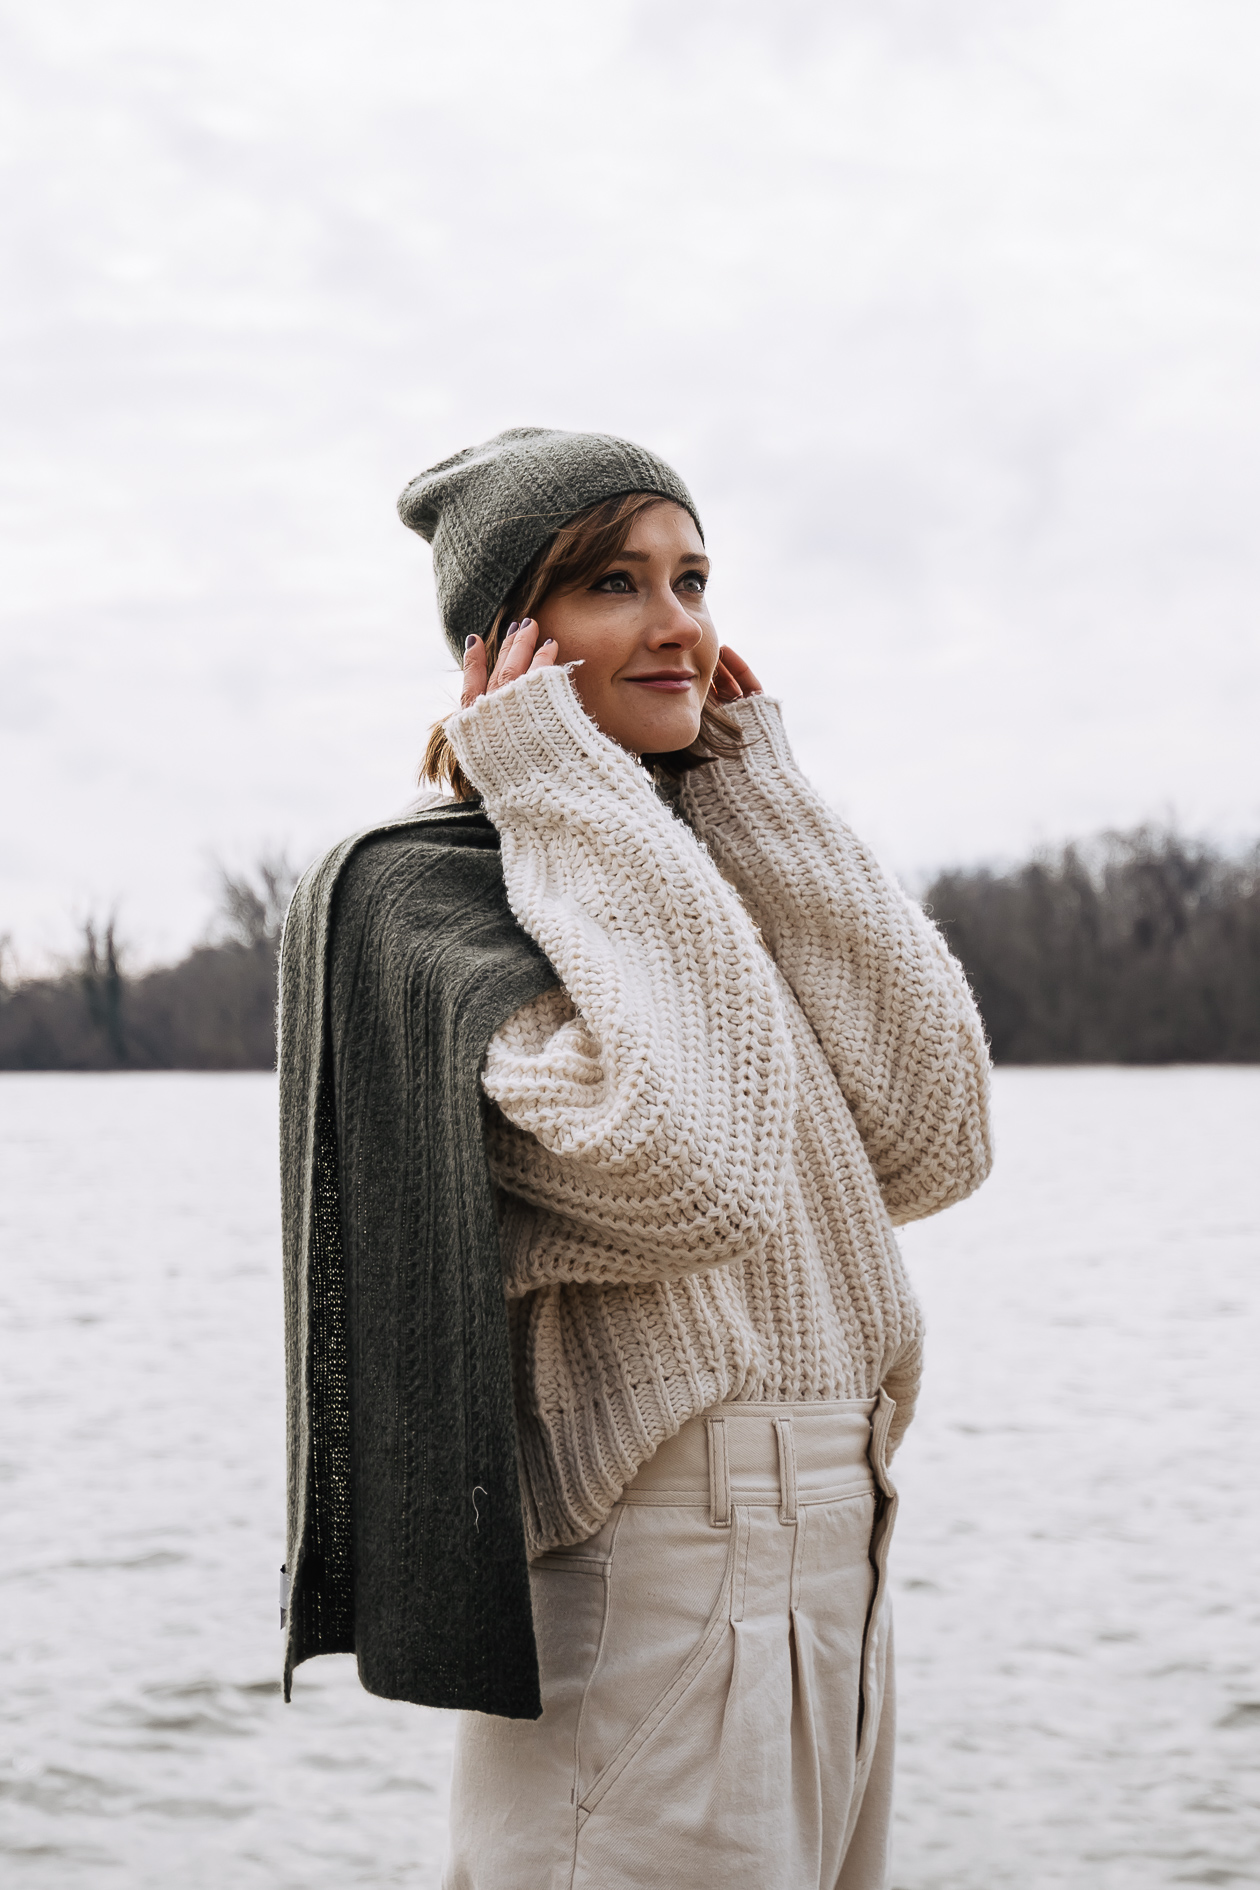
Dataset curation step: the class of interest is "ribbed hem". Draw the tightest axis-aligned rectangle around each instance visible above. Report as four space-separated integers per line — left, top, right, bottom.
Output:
512 1252 907 1555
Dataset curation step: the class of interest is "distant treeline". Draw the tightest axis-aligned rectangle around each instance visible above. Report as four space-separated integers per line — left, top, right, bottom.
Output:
1 830 1258 1070
924 828 1260 1063
0 862 293 1072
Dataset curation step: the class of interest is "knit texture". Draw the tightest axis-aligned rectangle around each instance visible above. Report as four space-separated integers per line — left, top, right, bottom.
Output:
396 427 703 658
278 801 557 1718
446 668 993 1556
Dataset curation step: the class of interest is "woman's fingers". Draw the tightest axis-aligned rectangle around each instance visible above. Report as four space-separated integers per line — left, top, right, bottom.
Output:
485 622 519 692
460 635 489 708
487 619 517 695
491 620 534 690
488 619 550 692
465 619 557 707
717 644 763 698
709 658 741 703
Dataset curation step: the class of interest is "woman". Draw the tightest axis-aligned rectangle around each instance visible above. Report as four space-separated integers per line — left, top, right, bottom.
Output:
279 427 992 1890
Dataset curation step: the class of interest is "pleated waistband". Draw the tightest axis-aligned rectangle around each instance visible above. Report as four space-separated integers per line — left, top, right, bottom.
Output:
621 1398 884 1526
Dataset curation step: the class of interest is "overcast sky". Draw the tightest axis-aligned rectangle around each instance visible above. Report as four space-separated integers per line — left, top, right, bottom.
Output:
4 0 1258 967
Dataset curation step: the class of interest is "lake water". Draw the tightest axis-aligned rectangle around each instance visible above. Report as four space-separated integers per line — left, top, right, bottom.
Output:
2 1068 1258 1888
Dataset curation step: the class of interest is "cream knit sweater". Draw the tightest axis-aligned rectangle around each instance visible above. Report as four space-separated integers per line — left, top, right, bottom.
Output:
446 665 992 1556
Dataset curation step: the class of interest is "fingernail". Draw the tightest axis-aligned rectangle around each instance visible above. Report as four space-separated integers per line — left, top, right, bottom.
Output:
464 634 478 652
503 622 519 641
542 638 556 648
519 617 533 631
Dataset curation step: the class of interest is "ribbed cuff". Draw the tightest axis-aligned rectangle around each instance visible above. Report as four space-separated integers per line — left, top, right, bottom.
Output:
445 664 647 802
720 692 794 771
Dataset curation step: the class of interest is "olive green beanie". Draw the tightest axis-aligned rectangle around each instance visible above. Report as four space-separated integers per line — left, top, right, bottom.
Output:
397 426 703 659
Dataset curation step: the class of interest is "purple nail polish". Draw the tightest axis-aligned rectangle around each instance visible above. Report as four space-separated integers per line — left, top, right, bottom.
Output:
519 617 533 631
503 622 519 640
464 635 477 651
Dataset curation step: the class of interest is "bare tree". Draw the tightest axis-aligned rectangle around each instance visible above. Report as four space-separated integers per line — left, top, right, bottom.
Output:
215 852 299 953
80 914 127 1064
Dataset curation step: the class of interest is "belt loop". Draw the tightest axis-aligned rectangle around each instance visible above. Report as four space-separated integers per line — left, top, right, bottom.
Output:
707 1417 731 1528
775 1417 798 1525
870 1388 896 1495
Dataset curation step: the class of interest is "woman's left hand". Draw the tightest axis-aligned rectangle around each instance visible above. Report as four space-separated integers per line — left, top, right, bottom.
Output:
709 645 764 703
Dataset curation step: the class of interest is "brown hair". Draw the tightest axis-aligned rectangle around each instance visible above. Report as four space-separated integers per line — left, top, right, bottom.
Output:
421 491 745 801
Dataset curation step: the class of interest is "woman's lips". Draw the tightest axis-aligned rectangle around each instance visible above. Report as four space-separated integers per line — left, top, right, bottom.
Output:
625 674 696 692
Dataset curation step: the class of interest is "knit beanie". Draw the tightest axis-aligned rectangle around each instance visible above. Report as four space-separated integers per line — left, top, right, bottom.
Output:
397 426 703 659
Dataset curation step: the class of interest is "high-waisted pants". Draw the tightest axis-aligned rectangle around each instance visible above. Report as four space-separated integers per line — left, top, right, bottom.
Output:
443 1393 899 1890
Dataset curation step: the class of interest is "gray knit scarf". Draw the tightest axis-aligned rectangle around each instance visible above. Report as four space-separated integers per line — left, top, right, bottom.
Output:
279 800 556 1719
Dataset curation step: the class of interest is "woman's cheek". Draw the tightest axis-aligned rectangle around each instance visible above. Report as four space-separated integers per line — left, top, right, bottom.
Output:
567 656 614 729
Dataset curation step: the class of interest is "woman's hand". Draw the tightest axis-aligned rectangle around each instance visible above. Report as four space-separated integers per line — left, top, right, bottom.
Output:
460 618 558 709
709 644 764 703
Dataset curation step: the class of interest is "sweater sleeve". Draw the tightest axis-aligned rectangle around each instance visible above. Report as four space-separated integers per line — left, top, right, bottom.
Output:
678 695 993 1226
445 665 796 1281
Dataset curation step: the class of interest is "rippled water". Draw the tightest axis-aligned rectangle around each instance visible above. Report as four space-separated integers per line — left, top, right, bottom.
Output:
1 1069 1258 1887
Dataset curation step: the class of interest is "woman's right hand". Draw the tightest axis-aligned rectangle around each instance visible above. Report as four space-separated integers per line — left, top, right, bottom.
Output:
460 618 558 709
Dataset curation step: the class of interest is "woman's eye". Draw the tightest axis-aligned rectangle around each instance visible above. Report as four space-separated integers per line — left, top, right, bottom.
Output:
593 571 635 594
676 573 707 594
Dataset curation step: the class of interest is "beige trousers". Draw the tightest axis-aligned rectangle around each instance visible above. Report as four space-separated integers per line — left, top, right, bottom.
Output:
444 1394 898 1890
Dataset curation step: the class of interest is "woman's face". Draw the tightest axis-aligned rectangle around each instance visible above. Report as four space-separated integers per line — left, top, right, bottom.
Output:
532 502 718 756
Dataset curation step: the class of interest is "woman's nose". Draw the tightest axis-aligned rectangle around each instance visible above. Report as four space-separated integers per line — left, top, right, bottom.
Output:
645 588 703 647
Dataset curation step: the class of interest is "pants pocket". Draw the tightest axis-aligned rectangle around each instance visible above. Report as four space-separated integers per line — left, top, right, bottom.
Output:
575 1505 742 1818
445 1524 620 1890
528 1510 621 1724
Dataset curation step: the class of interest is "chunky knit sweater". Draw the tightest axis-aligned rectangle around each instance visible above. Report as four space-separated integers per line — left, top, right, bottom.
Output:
446 665 992 1557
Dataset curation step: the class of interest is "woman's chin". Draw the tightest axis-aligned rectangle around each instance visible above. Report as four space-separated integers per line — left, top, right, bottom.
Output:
628 709 702 756
577 685 703 757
